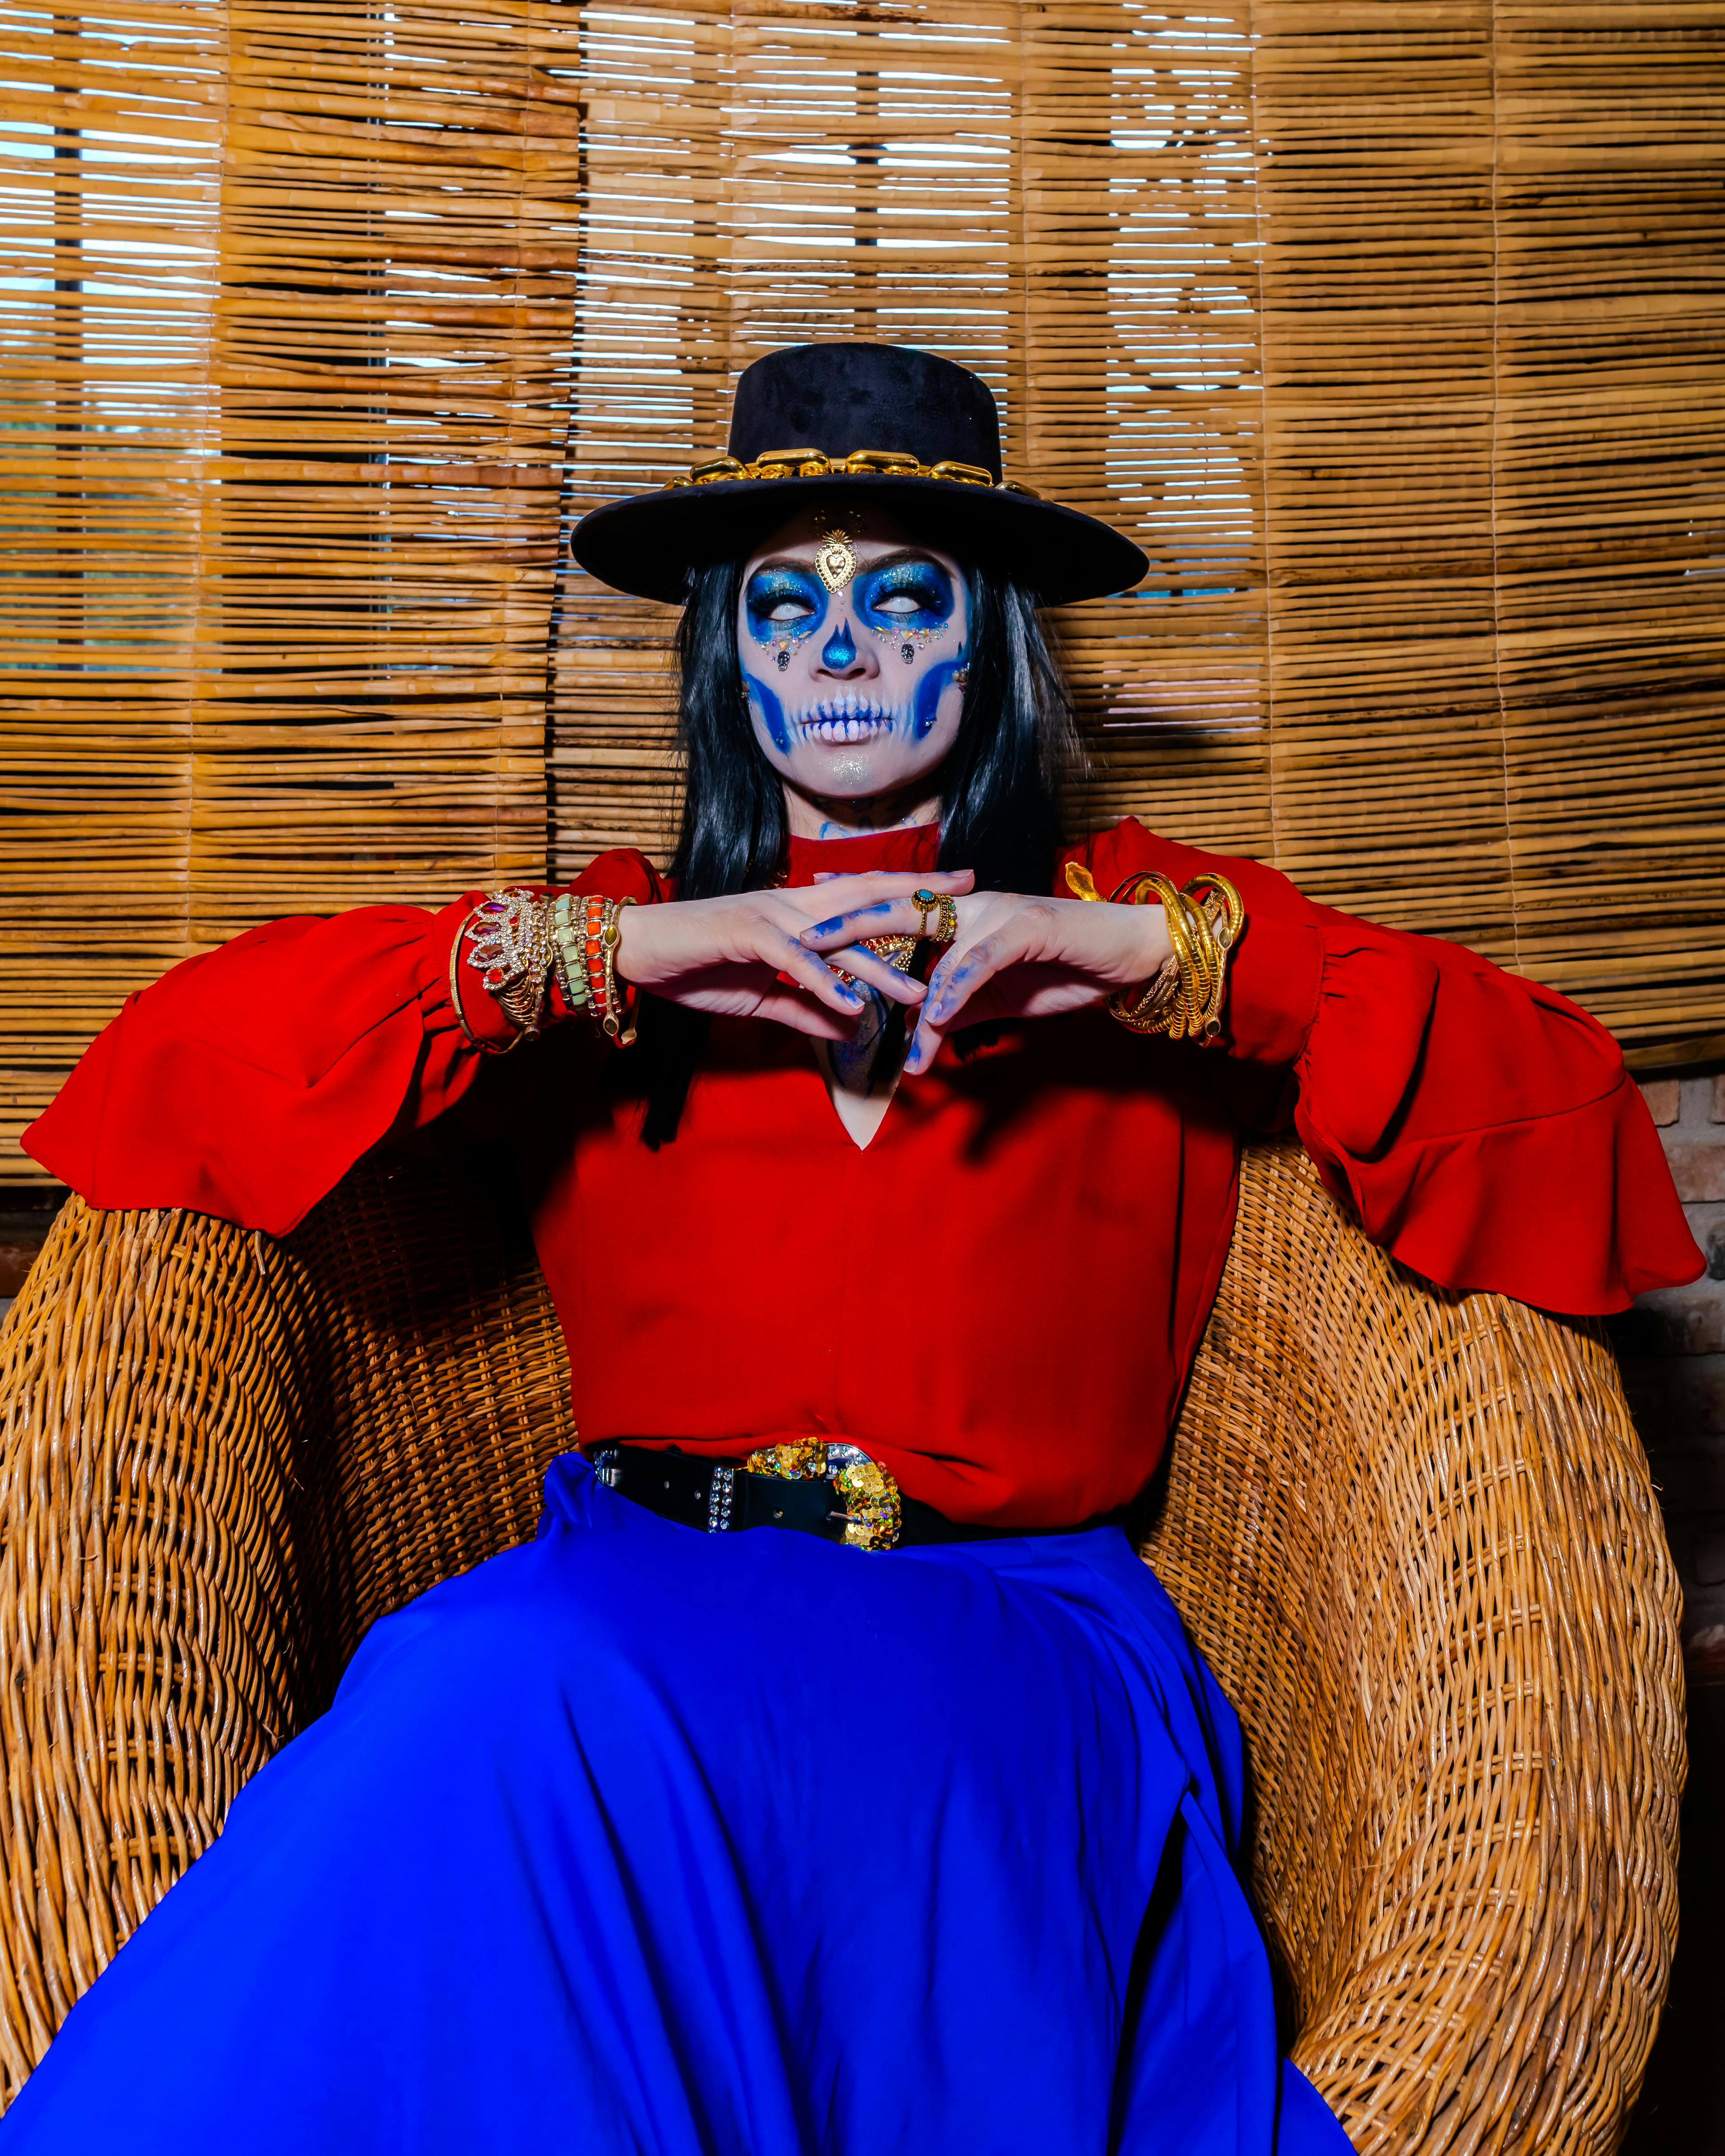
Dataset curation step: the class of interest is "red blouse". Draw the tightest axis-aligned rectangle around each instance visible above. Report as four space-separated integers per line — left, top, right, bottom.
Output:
24 820 1700 1530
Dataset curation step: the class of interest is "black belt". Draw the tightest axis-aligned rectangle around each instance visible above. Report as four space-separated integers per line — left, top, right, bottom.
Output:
587 1442 1096 1551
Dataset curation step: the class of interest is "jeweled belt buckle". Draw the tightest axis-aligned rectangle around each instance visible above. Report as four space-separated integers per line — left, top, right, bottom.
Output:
742 1440 902 1552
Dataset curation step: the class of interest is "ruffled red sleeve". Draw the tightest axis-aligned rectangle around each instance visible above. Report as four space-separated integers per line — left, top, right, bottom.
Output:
1067 820 1702 1314
23 852 662 1237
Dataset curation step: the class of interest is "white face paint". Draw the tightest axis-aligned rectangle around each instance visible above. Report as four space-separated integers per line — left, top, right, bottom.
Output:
736 508 970 821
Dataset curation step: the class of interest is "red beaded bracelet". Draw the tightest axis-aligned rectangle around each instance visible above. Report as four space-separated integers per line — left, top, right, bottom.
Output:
581 893 639 1046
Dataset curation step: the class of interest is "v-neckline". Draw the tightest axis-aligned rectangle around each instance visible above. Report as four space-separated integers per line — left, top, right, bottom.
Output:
811 1038 904 1152
779 822 942 1152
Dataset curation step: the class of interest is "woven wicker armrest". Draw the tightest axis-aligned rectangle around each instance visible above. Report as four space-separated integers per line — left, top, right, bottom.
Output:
1146 1141 1685 2154
0 1142 1685 2147
0 1150 577 2110
0 1198 316 2097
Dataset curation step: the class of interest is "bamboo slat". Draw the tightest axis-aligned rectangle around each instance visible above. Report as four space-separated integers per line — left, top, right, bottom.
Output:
1248 0 1725 1036
0 4 564 1179
549 0 1725 1051
2 0 1720 1184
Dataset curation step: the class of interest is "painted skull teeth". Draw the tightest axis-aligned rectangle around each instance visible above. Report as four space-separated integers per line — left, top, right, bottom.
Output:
795 694 904 743
802 717 892 744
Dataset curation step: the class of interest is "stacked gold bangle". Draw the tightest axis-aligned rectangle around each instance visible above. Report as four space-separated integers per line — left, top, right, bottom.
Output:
452 887 638 1052
1065 861 1245 1044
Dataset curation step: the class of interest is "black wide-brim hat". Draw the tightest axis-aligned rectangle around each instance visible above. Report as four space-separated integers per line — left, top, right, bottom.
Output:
571 342 1148 607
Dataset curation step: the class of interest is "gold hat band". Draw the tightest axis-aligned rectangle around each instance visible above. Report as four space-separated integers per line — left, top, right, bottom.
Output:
666 446 1039 499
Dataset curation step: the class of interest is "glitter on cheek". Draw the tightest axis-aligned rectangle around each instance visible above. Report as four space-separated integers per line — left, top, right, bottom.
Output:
858 561 958 663
869 617 946 653
743 570 829 667
749 610 813 645
752 617 820 671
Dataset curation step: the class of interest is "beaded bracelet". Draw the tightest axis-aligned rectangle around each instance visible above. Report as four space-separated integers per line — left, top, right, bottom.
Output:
551 892 589 1015
447 885 637 1056
452 885 630 1055
580 892 639 1046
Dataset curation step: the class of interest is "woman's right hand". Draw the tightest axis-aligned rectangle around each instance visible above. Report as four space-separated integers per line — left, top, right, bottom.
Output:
613 871 974 1040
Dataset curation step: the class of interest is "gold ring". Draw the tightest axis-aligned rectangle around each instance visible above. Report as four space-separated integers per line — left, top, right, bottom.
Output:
913 888 959 942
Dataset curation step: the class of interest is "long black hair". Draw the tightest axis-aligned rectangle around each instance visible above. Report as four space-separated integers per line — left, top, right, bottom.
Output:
634 545 1081 1142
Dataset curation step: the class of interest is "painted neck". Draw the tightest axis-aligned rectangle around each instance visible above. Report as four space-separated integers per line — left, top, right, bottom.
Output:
781 779 945 842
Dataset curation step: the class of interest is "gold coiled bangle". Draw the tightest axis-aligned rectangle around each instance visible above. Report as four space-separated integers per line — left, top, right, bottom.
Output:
1065 861 1245 1044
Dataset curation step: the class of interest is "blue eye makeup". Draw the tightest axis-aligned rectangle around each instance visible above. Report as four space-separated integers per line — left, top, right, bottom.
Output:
744 567 827 646
856 560 956 631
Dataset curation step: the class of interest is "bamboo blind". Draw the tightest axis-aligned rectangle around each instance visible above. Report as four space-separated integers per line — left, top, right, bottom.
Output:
0 3 567 1179
2 0 1721 1181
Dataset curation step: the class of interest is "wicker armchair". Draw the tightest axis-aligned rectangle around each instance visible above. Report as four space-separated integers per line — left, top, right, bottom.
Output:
0 1138 1683 2149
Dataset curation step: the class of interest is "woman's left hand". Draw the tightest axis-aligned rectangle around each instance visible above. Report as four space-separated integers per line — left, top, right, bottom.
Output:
798 886 1174 1076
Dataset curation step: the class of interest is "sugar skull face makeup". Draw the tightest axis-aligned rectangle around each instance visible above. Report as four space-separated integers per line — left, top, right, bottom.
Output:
737 510 970 803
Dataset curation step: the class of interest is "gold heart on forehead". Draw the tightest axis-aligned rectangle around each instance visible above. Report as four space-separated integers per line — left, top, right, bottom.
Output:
814 530 858 592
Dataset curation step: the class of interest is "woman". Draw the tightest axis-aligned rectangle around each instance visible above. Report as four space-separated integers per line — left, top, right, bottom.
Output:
8 344 1700 2153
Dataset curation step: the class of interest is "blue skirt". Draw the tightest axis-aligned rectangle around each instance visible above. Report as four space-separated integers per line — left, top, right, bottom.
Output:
2 1455 1350 2154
